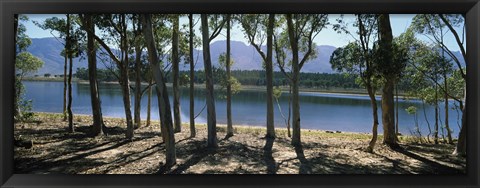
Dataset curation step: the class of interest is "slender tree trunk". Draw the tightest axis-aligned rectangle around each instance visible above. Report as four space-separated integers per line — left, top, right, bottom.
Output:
378 14 397 148
434 77 439 144
366 85 379 153
14 15 22 120
63 14 68 122
134 37 142 129
189 14 196 138
453 89 466 156
172 15 182 133
147 77 152 127
142 14 176 167
85 14 104 136
286 14 301 147
66 14 74 133
201 14 218 148
121 15 134 140
444 71 453 144
395 82 399 138
225 14 234 137
265 14 275 138
422 99 432 143
287 86 292 138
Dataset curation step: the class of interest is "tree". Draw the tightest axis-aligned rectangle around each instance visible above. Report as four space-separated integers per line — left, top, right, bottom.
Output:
330 14 380 153
172 15 182 133
188 14 196 137
79 14 105 136
141 14 176 168
15 52 44 117
376 14 407 148
201 14 225 148
278 14 328 146
225 14 234 137
34 16 69 121
411 14 466 155
238 14 276 139
132 14 144 130
94 14 135 139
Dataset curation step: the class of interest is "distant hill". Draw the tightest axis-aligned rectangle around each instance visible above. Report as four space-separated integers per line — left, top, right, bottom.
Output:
27 37 464 75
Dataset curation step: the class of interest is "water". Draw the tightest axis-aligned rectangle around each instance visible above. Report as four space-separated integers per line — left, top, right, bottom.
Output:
23 81 462 137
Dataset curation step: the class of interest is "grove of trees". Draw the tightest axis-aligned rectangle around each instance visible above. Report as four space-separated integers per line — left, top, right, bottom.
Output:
16 13 467 171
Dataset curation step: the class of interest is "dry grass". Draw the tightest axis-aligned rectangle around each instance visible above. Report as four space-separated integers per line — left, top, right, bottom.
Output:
14 112 466 174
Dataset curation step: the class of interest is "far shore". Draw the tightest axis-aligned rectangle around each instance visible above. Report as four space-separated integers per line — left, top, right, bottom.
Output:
24 77 391 97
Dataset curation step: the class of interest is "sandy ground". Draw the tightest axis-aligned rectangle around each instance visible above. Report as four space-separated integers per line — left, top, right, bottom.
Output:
14 113 466 174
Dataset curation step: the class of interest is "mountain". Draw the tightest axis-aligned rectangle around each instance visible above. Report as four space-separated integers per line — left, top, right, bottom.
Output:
27 37 338 75
27 37 465 76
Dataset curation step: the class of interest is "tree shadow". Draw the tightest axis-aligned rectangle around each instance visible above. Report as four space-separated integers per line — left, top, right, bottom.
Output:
294 145 313 174
263 137 277 174
391 146 464 174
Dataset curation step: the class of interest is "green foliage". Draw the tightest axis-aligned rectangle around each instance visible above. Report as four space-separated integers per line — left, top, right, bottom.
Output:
273 86 282 99
16 52 44 78
405 106 417 115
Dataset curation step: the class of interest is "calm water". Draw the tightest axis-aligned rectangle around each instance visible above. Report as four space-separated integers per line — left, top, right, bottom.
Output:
24 81 462 137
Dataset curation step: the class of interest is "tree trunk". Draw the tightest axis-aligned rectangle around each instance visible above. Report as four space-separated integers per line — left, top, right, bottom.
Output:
265 14 275 138
142 14 176 167
85 14 104 136
287 85 292 138
147 77 152 127
63 46 68 122
453 89 466 156
434 82 439 144
378 14 397 148
189 14 196 138
395 82 399 139
286 14 301 147
366 85 379 153
201 14 218 148
14 15 22 120
444 71 453 144
134 36 142 129
172 15 182 133
66 14 74 133
121 15 134 140
225 14 234 137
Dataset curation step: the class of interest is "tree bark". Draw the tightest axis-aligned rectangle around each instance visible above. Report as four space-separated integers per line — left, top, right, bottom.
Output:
85 14 104 136
201 14 218 148
434 81 439 144
142 14 176 167
189 14 196 138
147 77 152 127
172 15 182 133
444 71 453 144
366 85 379 153
265 14 275 139
14 15 22 119
63 15 68 122
286 14 301 147
66 14 74 133
378 14 397 147
134 35 142 129
395 82 399 139
121 14 134 140
453 89 466 156
226 14 234 137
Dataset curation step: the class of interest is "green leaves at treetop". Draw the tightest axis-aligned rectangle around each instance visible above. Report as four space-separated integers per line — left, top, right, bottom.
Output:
16 52 44 78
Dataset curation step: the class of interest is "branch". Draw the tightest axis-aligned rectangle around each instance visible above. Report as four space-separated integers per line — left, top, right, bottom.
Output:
438 14 466 61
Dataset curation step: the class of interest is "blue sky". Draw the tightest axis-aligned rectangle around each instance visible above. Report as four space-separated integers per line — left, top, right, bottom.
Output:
22 14 463 51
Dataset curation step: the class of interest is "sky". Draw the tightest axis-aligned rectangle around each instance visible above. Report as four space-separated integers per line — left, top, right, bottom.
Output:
21 14 463 51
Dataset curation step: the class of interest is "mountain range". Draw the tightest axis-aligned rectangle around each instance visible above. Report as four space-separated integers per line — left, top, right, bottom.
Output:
27 37 464 76
27 37 337 75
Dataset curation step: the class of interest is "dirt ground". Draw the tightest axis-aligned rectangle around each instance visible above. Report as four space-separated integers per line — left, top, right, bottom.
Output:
14 113 466 174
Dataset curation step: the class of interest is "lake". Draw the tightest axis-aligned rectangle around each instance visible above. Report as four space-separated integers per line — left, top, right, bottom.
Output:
23 81 462 137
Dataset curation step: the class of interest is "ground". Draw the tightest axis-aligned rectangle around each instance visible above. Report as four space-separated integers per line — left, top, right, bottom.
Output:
14 113 466 174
